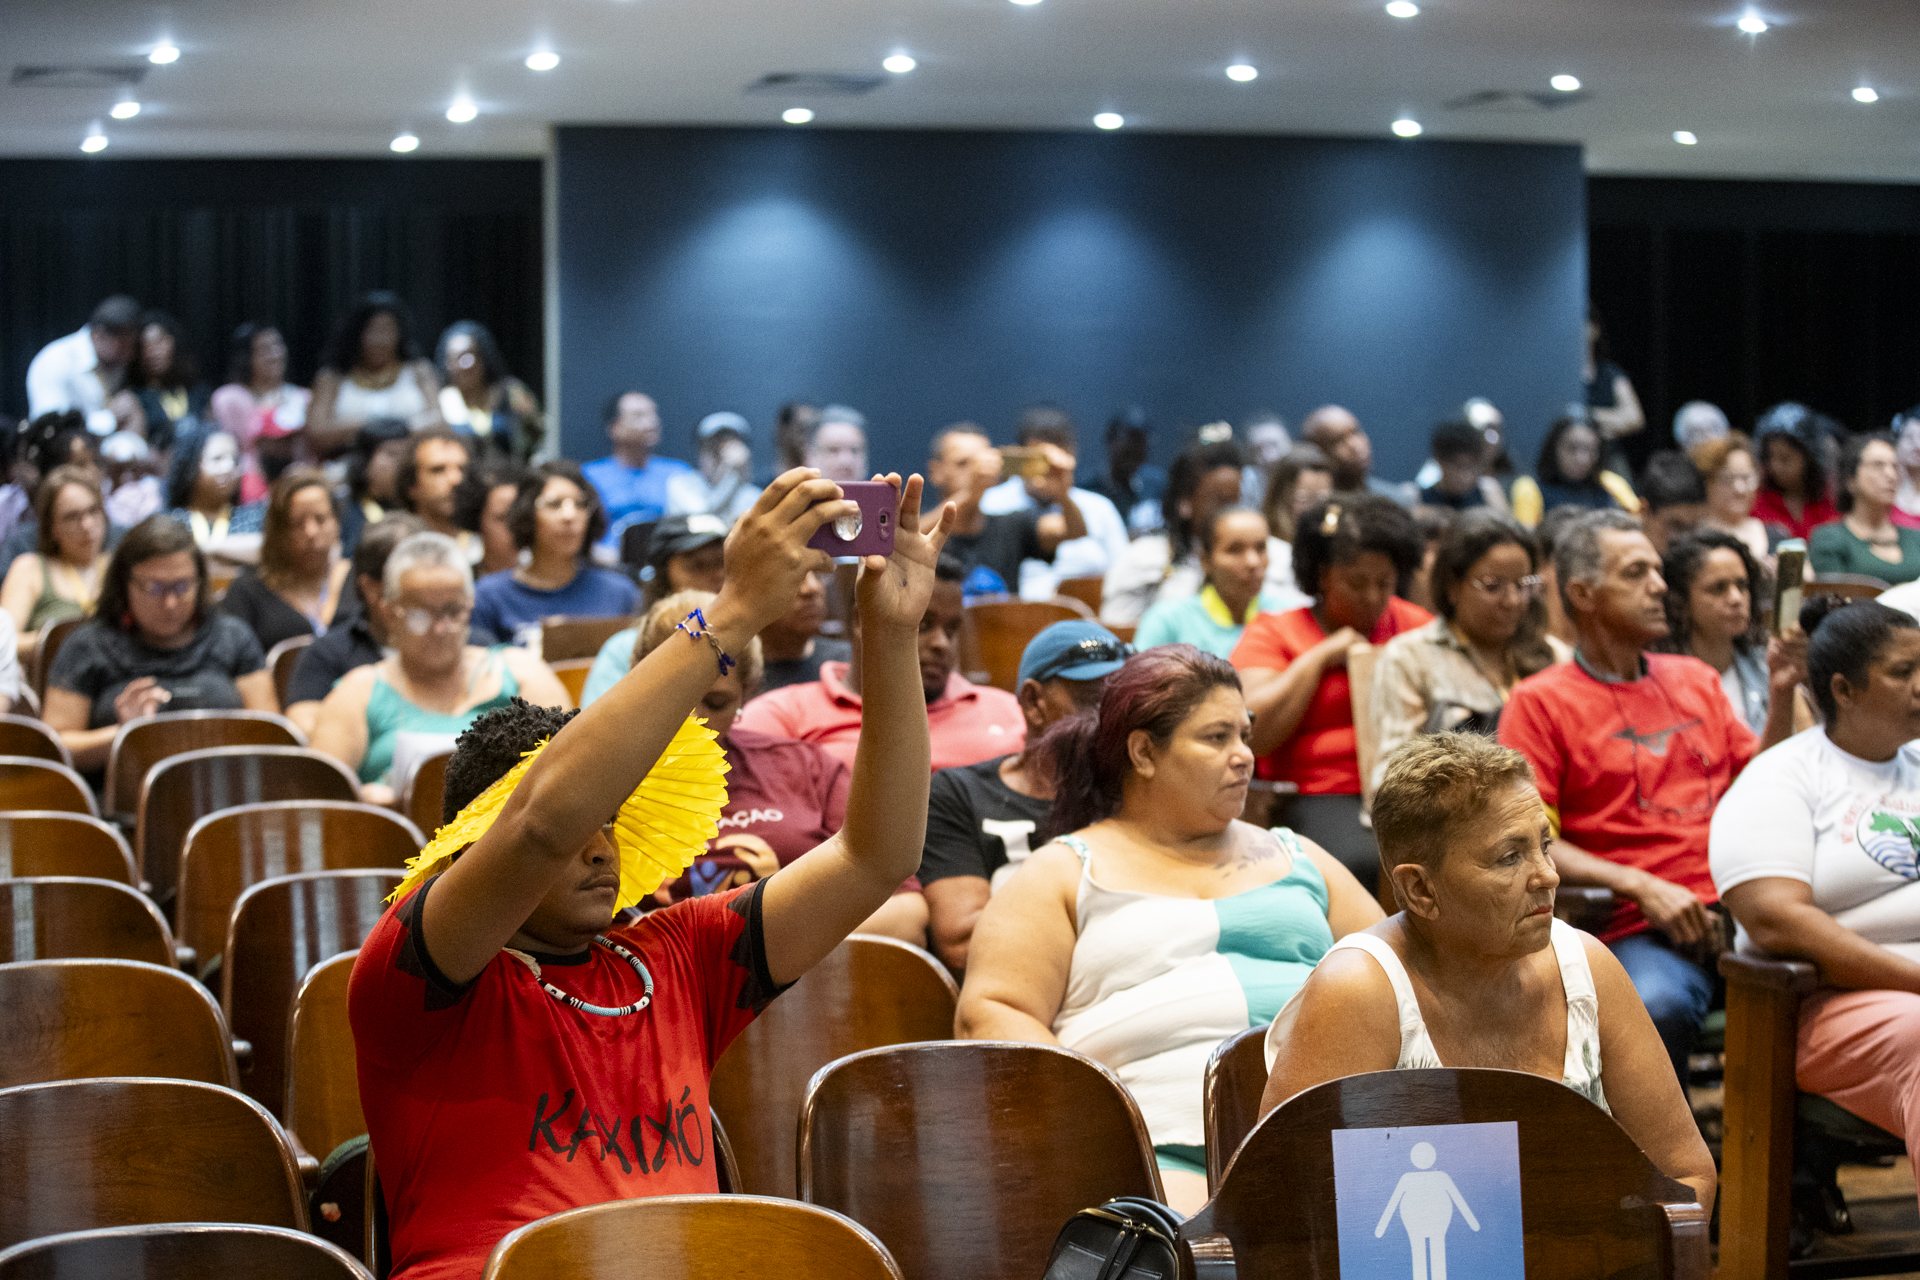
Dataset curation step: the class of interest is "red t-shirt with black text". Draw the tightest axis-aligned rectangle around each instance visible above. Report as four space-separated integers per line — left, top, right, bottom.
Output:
1229 600 1432 793
1498 653 1758 941
349 876 782 1280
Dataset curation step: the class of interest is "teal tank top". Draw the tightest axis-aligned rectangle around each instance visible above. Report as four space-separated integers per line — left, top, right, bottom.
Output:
360 646 520 784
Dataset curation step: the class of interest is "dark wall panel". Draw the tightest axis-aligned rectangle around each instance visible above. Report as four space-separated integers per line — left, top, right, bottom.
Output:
1589 177 1920 460
556 126 1588 481
0 159 542 422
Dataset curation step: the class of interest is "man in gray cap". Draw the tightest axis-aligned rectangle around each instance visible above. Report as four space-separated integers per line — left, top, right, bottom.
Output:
26 295 142 435
668 410 762 522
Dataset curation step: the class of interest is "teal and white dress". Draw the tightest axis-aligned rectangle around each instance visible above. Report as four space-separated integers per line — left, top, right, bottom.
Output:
1049 828 1335 1176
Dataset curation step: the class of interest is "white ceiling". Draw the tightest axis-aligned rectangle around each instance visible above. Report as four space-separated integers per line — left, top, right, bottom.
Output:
4 0 1918 181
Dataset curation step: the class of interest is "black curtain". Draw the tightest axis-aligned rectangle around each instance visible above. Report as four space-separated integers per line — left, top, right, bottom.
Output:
0 158 542 423
1589 177 1920 467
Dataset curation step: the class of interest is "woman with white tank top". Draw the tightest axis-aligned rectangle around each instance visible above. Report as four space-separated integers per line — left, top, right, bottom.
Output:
1261 732 1717 1213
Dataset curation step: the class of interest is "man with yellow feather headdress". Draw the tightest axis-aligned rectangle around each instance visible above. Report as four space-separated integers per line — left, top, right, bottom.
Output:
349 468 953 1280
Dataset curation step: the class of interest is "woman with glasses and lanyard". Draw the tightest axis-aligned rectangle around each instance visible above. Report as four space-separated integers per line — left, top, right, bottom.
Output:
469 460 641 648
1369 511 1568 794
45 513 278 774
310 530 571 804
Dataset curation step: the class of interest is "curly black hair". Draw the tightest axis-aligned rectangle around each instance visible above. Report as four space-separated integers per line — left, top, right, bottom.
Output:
1291 491 1425 603
1652 529 1767 659
443 698 581 823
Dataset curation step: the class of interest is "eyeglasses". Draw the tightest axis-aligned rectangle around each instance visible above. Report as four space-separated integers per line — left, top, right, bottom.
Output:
131 576 196 602
398 603 472 635
1468 575 1542 601
1027 637 1133 685
535 495 592 515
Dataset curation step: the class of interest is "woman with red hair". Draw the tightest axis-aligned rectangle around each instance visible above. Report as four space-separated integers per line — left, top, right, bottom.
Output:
956 644 1382 1213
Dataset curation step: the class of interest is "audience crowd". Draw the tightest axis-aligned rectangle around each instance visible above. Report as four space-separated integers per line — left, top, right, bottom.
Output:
13 286 1920 1271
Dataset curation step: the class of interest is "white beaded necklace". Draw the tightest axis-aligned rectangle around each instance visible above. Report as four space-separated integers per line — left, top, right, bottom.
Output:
505 935 654 1017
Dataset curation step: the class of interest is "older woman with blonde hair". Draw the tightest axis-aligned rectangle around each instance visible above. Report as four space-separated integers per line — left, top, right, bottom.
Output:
1261 732 1716 1209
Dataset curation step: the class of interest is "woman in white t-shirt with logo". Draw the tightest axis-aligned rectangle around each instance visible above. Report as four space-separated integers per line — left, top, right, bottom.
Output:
1711 594 1920 1198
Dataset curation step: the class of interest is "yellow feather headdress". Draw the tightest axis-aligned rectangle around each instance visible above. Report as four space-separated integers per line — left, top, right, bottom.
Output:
387 714 731 917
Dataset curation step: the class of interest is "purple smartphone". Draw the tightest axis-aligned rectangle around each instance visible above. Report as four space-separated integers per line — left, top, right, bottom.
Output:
807 481 896 557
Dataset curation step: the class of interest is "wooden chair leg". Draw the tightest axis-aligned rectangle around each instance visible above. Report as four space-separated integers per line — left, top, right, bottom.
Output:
1717 955 1818 1280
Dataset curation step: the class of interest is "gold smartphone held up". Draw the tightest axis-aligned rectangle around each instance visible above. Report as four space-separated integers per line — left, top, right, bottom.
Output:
1773 539 1807 636
998 446 1051 481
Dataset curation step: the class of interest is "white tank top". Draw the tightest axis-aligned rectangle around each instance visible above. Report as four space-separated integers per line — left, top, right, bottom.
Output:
1265 917 1608 1113
333 364 429 424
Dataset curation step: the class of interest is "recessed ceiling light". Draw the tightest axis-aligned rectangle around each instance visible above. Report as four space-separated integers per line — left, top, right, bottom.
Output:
390 132 420 153
1226 63 1258 82
446 96 477 123
1550 74 1581 92
1385 1 1420 18
80 129 108 153
1736 10 1768 34
883 54 916 74
1391 117 1423 137
525 51 560 72
783 107 815 124
1673 130 1698 145
110 101 141 119
1010 0 1044 6
1093 112 1124 130
1853 86 1880 103
148 43 180 65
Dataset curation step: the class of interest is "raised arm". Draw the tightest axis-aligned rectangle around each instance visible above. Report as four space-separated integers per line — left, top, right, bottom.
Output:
420 470 858 984
1030 443 1089 554
759 475 956 984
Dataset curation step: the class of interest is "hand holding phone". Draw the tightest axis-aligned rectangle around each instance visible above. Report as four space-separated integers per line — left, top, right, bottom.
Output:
1772 539 1807 636
806 481 896 558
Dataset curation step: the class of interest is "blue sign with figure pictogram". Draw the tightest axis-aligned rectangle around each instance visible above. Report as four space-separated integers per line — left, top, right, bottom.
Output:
1332 1121 1525 1280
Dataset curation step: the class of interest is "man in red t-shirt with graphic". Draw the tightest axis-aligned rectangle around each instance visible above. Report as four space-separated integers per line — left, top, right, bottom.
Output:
350 470 952 1280
1498 509 1802 1083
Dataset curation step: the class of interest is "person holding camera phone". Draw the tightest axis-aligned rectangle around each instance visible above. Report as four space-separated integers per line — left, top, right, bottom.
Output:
924 424 1086 596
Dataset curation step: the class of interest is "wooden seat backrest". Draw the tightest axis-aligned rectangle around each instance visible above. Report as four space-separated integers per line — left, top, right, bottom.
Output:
539 614 633 662
286 951 363 1160
1184 1067 1708 1280
1055 576 1104 616
107 711 306 824
711 935 958 1197
0 715 71 768
266 635 317 709
481 1194 903 1280
30 616 85 703
550 657 593 706
136 746 361 905
0 877 174 966
1202 1022 1271 1190
0 756 96 816
800 1040 1163 1280
959 599 1095 691
224 870 401 1117
403 748 454 840
0 1222 374 1280
177 800 421 980
1806 573 1888 600
0 1077 306 1247
0 958 237 1089
0 812 137 884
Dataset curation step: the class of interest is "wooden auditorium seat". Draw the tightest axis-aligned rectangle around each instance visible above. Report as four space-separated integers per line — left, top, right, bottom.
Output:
0 812 137 884
539 614 633 662
175 800 421 983
0 1223 374 1280
799 1041 1163 1280
135 746 360 905
481 1195 903 1280
1202 1022 1271 1190
1054 576 1104 617
0 878 174 967
106 710 306 826
0 959 238 1090
550 657 594 707
710 935 959 1197
403 746 454 840
0 1078 307 1247
1181 1066 1708 1280
266 635 317 709
0 714 72 767
222 869 401 1117
0 756 96 816
29 616 84 704
286 951 365 1162
958 597 1097 691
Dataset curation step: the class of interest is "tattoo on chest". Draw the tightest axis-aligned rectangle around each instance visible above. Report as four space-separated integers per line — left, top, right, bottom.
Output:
1225 831 1280 874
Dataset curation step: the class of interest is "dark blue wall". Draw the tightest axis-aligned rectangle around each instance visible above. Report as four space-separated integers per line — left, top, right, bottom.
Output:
556 126 1587 483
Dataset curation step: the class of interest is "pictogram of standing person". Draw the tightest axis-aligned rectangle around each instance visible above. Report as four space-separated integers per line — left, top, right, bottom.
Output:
1373 1140 1480 1280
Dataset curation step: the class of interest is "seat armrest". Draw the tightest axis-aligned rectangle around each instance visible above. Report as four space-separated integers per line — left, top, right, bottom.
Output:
231 1038 253 1068
1659 1201 1710 1280
1718 953 1819 993
174 944 198 974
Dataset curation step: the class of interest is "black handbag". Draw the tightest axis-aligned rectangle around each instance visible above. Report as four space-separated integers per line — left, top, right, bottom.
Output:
1043 1195 1185 1280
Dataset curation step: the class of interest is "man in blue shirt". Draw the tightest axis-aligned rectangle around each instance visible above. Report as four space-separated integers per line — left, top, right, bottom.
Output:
582 390 694 553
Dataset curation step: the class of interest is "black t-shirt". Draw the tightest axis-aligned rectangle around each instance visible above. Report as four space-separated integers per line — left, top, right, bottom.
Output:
944 511 1046 594
217 569 362 654
1419 482 1488 511
284 616 384 706
919 754 1054 888
759 637 852 696
49 614 265 730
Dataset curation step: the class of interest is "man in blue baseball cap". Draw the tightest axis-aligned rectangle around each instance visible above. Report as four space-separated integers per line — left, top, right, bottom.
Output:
667 410 762 523
917 619 1131 970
